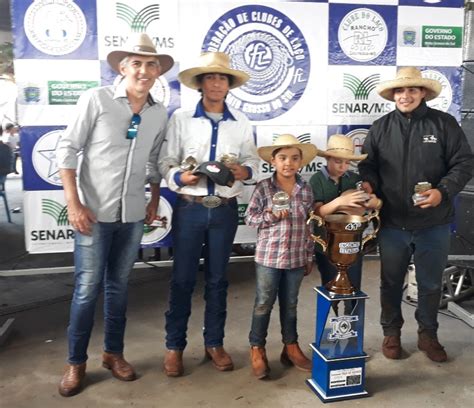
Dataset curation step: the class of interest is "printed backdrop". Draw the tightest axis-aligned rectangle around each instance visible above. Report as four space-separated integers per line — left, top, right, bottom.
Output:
11 0 465 253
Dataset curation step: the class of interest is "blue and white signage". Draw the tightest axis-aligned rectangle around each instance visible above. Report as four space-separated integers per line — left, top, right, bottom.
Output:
202 5 310 121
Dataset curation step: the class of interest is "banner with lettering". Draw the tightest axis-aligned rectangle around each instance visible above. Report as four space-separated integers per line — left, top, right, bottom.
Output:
11 0 465 253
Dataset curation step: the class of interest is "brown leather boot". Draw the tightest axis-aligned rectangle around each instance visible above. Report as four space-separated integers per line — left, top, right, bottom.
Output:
58 363 86 397
418 333 447 362
102 352 137 381
164 349 184 377
280 343 312 372
382 335 402 359
205 346 234 371
250 346 270 379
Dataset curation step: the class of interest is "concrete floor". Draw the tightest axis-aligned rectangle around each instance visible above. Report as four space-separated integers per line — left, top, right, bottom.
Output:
0 259 473 408
1 175 473 407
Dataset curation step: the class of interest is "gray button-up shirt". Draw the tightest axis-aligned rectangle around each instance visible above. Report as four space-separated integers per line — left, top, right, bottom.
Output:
56 80 167 223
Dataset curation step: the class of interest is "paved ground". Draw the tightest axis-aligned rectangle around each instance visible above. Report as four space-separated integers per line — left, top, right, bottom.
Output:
0 173 473 408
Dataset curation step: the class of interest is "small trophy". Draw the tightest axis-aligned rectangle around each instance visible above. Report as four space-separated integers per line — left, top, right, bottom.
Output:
355 181 370 202
272 191 290 212
412 182 432 205
219 153 239 165
180 156 198 172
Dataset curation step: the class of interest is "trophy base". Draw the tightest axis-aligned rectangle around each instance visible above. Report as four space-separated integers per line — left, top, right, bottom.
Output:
325 279 356 296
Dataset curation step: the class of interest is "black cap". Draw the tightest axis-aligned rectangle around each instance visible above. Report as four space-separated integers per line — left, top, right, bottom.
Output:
193 161 235 187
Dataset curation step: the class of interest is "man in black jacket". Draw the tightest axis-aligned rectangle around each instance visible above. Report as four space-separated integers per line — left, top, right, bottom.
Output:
358 67 473 363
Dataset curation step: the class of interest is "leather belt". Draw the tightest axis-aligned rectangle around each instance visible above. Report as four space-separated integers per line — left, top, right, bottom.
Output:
179 194 235 209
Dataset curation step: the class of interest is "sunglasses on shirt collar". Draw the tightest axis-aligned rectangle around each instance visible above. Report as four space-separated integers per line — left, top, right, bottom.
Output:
127 113 141 139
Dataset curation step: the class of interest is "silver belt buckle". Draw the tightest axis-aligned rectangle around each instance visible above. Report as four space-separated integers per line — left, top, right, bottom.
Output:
202 195 222 208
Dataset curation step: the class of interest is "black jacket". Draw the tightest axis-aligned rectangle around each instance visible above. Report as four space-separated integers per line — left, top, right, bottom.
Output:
0 142 13 176
358 101 473 230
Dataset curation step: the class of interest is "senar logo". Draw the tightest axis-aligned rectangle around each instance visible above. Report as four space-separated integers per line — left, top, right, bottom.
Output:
343 73 380 100
42 199 70 226
116 2 160 32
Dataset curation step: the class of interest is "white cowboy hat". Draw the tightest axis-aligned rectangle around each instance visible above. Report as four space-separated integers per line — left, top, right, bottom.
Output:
376 67 442 102
318 134 367 161
258 134 318 167
178 52 249 90
107 32 174 75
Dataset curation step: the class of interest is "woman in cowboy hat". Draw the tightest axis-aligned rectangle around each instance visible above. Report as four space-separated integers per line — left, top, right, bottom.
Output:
359 67 473 363
245 134 317 379
159 52 259 377
309 134 381 314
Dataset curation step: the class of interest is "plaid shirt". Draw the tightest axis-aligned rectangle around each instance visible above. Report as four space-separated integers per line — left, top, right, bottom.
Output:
245 174 314 269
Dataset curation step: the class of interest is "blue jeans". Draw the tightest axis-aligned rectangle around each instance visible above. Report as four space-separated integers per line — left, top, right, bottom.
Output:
165 197 238 350
67 221 144 364
378 224 450 337
249 263 305 347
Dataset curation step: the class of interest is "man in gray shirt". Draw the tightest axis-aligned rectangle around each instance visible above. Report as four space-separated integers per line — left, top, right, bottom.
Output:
56 33 173 397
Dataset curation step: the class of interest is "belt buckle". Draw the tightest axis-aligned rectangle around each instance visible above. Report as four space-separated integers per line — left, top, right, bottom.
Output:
202 195 222 208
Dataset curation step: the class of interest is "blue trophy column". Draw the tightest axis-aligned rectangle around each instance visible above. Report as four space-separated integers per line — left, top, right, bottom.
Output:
306 287 369 402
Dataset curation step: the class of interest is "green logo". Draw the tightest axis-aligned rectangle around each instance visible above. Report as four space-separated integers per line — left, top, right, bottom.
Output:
238 204 248 225
48 81 99 105
422 26 462 48
343 74 380 100
42 199 69 226
116 3 160 31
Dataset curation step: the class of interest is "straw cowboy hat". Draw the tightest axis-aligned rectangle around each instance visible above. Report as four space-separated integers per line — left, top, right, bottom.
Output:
107 32 174 75
178 52 249 90
258 134 318 167
318 134 367 161
376 67 442 102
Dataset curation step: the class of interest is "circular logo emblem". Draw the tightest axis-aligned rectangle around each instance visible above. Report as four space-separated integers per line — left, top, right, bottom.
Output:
346 128 368 171
423 70 452 112
150 76 172 108
24 0 87 56
338 8 387 62
202 5 310 121
336 319 351 335
142 196 173 245
32 130 64 185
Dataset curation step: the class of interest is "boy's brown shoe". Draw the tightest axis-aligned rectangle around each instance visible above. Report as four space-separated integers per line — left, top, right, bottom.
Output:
250 346 270 379
102 352 137 381
418 334 447 362
205 346 234 371
164 349 184 377
280 343 312 372
58 363 86 397
382 335 402 359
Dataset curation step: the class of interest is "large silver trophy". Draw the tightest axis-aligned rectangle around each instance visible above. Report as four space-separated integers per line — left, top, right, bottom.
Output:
308 211 380 295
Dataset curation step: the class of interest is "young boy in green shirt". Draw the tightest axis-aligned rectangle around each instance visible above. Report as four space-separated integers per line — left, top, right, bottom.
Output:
309 134 381 312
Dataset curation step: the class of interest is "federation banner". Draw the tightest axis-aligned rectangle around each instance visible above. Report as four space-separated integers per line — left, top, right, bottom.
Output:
10 0 465 253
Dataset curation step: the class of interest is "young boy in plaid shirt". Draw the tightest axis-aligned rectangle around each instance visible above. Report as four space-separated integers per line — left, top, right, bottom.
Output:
245 134 317 379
